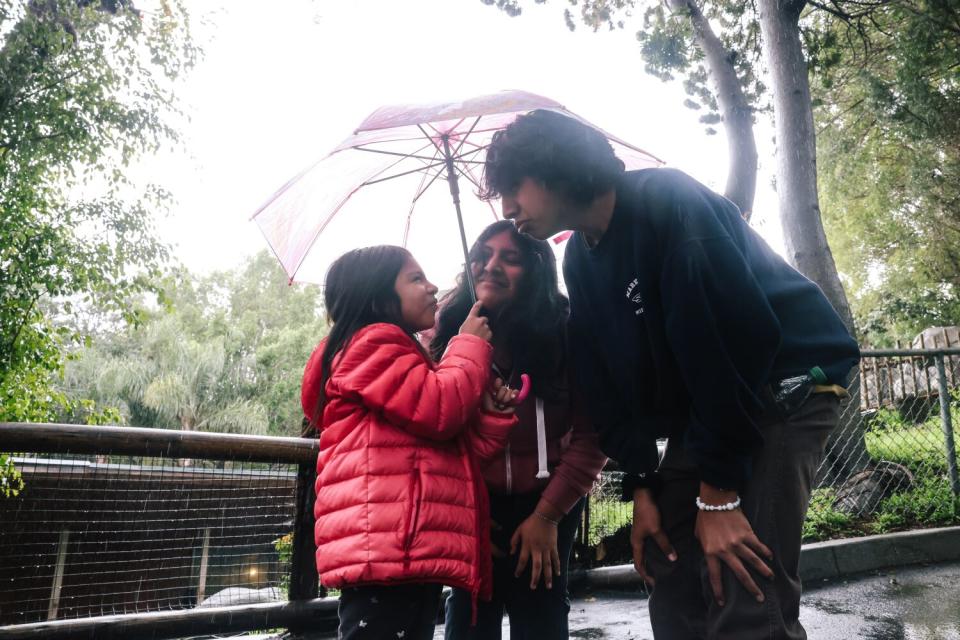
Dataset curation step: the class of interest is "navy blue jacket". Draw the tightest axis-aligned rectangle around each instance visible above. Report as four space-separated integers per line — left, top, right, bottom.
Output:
564 169 860 490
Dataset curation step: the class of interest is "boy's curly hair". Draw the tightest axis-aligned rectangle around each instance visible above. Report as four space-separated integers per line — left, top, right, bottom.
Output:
481 109 625 205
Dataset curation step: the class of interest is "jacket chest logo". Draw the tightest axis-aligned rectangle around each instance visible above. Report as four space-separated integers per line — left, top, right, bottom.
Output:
625 277 645 316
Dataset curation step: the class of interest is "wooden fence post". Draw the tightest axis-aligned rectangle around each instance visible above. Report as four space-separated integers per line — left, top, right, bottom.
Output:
285 420 320 637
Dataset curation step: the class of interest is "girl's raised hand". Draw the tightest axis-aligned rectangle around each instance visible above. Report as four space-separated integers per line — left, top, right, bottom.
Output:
459 300 492 342
482 377 518 414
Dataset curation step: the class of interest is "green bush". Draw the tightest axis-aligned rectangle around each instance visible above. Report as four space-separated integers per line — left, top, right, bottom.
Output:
798 400 960 543
803 488 855 542
273 533 293 596
870 476 960 534
865 409 959 476
0 454 24 499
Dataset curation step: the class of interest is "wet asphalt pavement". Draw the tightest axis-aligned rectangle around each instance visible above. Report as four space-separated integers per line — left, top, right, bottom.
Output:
234 561 960 639
430 561 960 639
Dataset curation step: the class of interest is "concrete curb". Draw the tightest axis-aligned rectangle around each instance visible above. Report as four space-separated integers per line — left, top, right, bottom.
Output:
571 525 960 592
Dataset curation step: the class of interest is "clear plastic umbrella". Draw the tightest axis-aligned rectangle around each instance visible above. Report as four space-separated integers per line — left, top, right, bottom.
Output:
252 90 662 291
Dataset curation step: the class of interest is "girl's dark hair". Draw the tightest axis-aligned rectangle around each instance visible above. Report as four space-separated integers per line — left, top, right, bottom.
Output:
310 245 413 428
430 221 569 402
481 109 625 205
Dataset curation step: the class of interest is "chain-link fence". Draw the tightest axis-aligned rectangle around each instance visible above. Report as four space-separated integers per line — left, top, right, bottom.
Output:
580 347 960 565
819 346 960 516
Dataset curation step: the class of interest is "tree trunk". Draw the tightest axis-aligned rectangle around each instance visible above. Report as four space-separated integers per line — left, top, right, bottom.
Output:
669 0 759 219
756 0 855 332
757 0 868 484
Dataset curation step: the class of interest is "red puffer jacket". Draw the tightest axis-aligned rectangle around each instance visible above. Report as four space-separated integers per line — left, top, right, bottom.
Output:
301 323 516 601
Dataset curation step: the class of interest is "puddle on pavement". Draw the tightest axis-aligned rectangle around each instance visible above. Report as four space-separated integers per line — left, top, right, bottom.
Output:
807 598 853 615
570 628 606 639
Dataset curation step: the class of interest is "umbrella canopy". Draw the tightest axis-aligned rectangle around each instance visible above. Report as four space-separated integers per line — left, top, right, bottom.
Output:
252 90 662 288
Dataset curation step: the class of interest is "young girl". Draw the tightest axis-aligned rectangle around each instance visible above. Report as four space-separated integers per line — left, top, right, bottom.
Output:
301 245 519 640
431 222 608 640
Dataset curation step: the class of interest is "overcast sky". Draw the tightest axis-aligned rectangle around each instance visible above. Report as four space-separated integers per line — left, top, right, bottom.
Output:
139 0 784 287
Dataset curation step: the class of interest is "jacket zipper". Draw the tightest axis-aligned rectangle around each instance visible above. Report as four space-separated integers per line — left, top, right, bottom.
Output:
504 442 512 494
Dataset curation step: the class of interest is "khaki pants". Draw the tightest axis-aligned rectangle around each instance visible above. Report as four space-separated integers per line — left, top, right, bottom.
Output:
645 394 840 640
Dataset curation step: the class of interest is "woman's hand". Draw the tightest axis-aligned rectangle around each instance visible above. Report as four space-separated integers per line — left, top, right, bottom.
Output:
511 502 563 590
482 377 518 414
459 300 492 341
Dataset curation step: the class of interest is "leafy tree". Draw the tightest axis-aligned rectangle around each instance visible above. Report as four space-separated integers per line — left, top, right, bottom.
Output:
814 0 960 344
0 453 24 498
95 315 270 435
0 0 198 422
483 0 760 218
63 252 327 436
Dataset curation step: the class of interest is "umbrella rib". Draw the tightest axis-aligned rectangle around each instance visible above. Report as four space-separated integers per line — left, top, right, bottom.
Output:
289 143 441 281
403 160 438 248
417 123 443 157
449 116 483 158
356 139 444 187
352 146 446 163
413 166 447 203
453 162 482 191
446 146 486 164
361 159 449 187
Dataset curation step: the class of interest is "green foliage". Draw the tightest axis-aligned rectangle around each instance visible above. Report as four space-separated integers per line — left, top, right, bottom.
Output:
802 488 854 542
0 453 24 498
487 0 765 133
63 252 327 436
866 408 960 476
583 497 632 547
798 397 960 542
870 477 960 534
273 532 293 594
587 401 960 549
0 0 198 421
816 1 960 345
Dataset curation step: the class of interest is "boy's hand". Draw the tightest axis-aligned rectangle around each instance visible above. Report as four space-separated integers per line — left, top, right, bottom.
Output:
695 482 773 607
482 378 518 414
631 488 677 586
459 300 492 341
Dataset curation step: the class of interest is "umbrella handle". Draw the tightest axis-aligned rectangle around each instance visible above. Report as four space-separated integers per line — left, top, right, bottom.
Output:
511 374 531 405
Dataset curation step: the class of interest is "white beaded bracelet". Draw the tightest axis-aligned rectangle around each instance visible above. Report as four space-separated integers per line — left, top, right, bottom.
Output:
695 496 742 512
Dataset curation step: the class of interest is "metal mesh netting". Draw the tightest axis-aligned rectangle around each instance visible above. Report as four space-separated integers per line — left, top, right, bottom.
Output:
580 350 960 561
0 452 297 626
582 470 631 549
817 349 960 517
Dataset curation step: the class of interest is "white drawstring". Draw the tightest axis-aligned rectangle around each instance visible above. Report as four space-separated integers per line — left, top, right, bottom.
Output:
535 397 550 479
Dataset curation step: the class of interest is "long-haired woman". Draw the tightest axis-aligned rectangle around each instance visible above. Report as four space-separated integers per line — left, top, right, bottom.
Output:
432 222 607 639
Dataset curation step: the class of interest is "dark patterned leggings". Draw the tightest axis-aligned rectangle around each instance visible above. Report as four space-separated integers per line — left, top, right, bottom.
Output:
338 583 442 640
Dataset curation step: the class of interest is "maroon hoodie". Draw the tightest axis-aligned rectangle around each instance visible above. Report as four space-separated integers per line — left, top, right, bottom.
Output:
481 386 607 514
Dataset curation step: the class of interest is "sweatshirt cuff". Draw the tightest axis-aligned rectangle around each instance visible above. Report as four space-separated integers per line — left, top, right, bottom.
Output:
620 472 662 502
692 452 753 492
540 479 586 516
